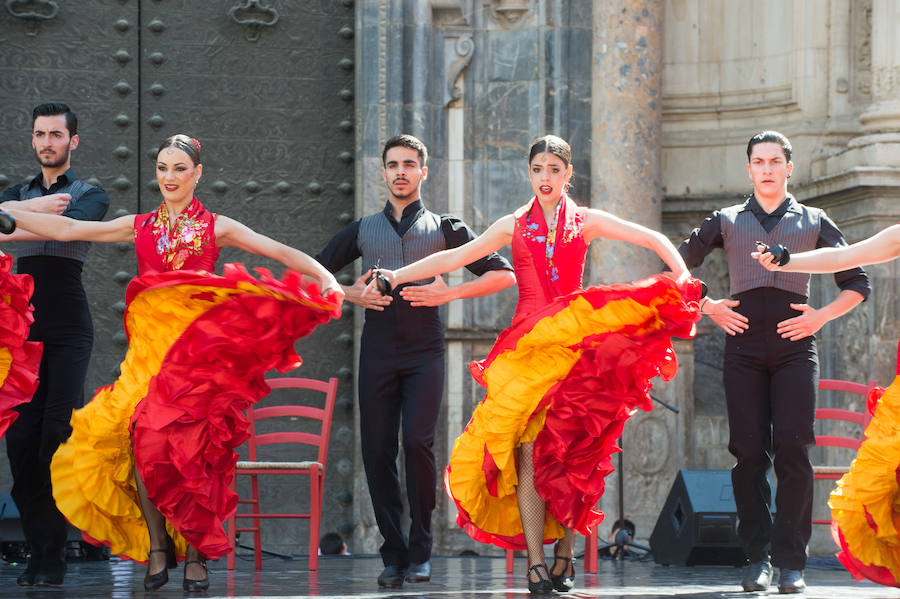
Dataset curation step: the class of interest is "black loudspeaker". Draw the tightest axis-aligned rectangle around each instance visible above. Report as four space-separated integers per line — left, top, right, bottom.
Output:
650 469 762 567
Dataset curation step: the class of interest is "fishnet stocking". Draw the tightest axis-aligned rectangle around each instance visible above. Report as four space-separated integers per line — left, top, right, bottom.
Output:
516 442 547 581
134 464 168 574
551 529 575 577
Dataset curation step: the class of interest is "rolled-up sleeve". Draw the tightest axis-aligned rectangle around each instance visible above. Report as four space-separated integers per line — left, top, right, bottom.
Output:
817 215 871 300
65 187 109 222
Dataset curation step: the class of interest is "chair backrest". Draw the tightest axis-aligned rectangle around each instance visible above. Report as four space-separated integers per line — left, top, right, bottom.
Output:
814 378 879 451
245 377 339 469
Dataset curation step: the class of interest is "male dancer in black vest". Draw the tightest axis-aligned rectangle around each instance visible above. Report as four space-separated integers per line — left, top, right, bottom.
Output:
0 103 109 587
679 131 869 594
316 134 514 588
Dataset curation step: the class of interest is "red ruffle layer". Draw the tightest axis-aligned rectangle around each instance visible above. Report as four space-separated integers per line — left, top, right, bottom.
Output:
453 276 700 547
129 265 339 560
0 253 42 437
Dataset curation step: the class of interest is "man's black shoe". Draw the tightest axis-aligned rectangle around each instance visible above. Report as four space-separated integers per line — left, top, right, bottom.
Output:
34 571 65 587
34 559 66 588
741 560 773 592
405 561 431 582
377 564 405 588
16 556 40 587
778 569 806 594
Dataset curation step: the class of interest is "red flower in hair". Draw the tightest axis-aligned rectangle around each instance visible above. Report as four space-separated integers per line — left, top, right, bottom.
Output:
190 137 202 151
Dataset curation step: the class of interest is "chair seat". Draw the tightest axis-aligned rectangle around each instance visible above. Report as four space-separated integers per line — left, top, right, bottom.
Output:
236 460 321 470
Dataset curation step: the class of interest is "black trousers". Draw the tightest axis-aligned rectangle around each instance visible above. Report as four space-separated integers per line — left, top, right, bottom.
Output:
723 288 817 570
358 300 445 567
6 257 93 572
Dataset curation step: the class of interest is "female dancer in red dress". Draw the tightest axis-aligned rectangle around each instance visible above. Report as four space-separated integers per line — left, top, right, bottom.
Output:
370 135 701 593
755 223 900 587
5 135 343 591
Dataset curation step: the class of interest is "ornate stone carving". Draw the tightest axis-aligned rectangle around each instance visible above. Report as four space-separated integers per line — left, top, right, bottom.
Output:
628 414 671 475
852 0 873 101
443 34 474 107
487 0 534 27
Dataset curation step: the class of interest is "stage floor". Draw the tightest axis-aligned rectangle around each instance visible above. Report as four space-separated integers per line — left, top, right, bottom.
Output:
0 553 895 598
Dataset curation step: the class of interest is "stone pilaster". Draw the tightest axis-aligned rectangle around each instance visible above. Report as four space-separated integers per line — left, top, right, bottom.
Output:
591 0 681 546
590 0 665 284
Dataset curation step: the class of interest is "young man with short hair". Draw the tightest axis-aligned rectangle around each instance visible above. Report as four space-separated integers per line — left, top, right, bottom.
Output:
679 131 869 594
316 134 515 588
0 102 109 587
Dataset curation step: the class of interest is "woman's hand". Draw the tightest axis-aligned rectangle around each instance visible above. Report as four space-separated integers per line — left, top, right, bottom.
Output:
362 269 396 299
321 274 345 305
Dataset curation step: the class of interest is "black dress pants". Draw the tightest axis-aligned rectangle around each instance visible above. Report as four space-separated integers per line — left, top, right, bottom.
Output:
6 256 93 574
358 300 445 567
723 288 817 570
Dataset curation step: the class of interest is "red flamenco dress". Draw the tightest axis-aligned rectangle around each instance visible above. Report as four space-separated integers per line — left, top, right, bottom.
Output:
829 340 900 587
445 196 701 548
50 198 340 562
0 253 42 438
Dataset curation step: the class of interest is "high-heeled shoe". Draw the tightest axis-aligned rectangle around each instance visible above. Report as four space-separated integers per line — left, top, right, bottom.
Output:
183 558 209 592
550 553 576 592
526 564 553 594
144 549 170 591
143 534 177 590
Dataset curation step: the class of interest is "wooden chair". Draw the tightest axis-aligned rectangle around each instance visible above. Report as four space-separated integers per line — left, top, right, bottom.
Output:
811 378 879 525
225 376 338 571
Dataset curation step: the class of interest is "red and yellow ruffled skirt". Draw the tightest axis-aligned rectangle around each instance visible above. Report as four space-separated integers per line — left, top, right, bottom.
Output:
830 342 900 587
0 253 41 438
50 264 340 563
446 275 701 548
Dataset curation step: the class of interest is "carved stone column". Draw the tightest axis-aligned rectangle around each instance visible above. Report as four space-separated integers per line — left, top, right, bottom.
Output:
590 0 680 545
590 0 665 284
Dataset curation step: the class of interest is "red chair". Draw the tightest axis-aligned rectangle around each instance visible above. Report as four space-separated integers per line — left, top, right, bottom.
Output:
225 376 338 571
811 378 879 525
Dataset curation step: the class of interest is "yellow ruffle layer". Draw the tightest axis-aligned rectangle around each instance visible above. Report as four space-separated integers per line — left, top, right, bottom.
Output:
830 374 900 580
448 294 662 541
51 282 288 562
0 347 10 388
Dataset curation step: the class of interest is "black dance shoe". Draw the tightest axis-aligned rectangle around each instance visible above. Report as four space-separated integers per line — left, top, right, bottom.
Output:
183 558 209 592
144 548 171 591
405 560 431 582
550 552 576 592
526 564 553 594
741 559 773 592
377 564 405 588
34 554 66 588
778 569 806 594
16 557 39 587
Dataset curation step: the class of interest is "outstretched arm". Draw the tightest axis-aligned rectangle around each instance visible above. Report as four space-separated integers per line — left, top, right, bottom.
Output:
399 269 516 307
2 205 135 243
583 208 690 282
381 214 515 288
754 224 900 273
215 216 343 300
